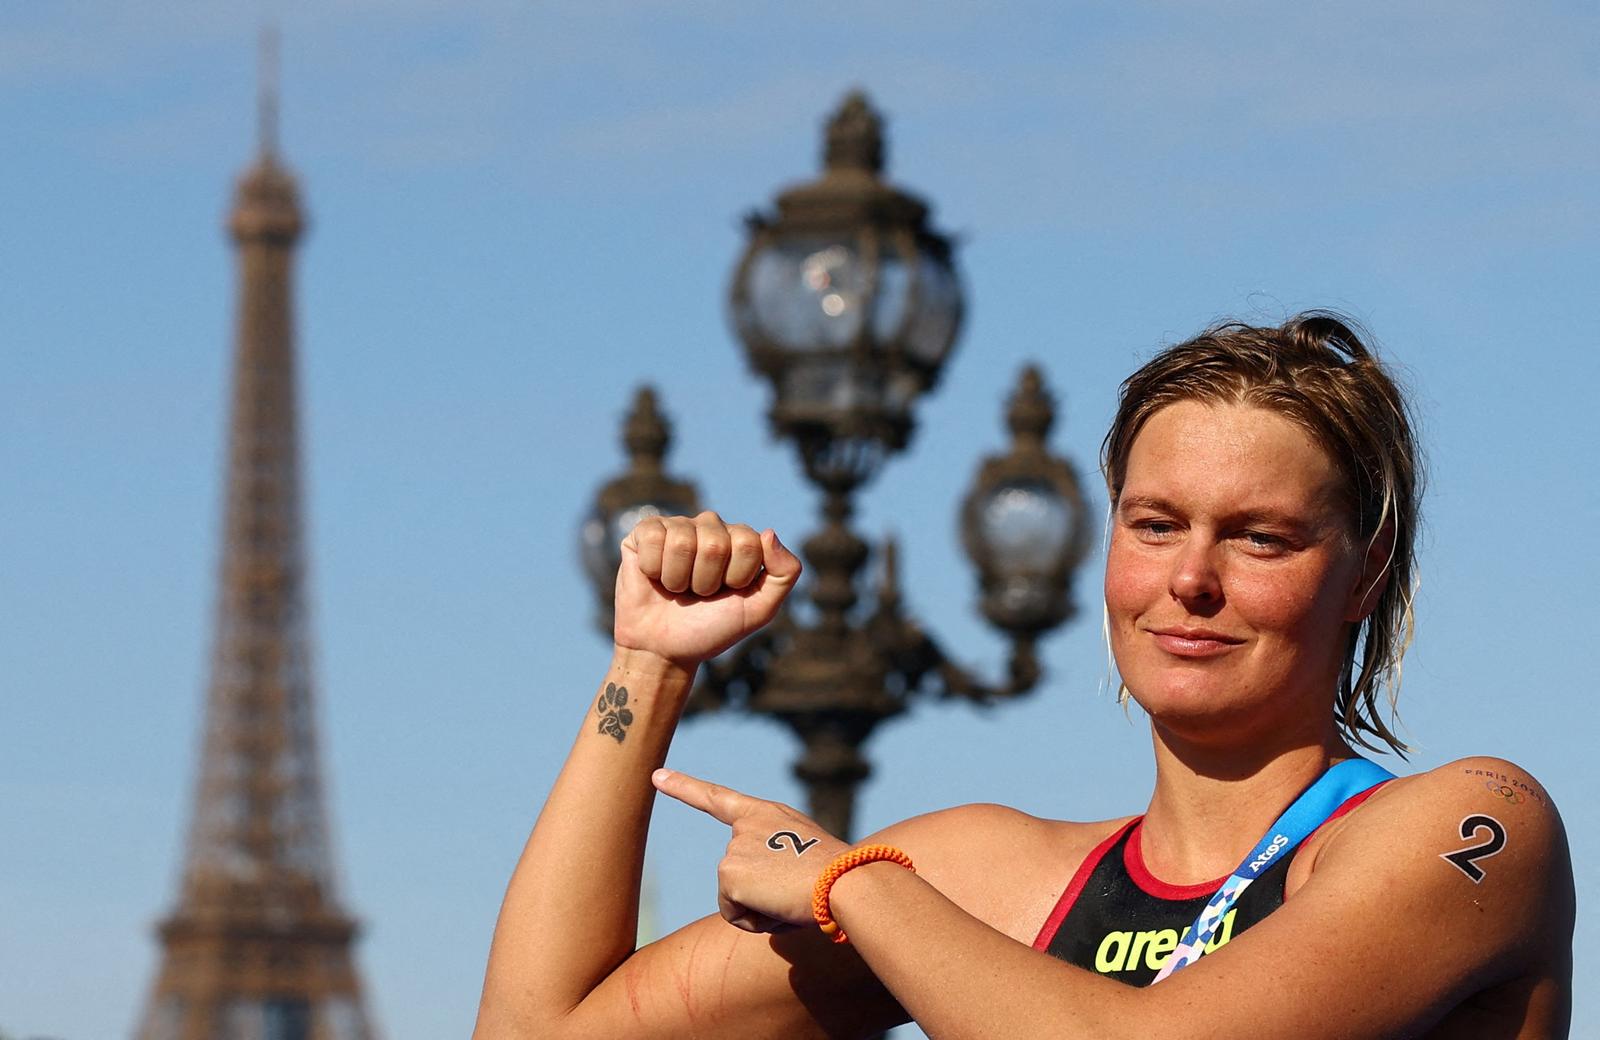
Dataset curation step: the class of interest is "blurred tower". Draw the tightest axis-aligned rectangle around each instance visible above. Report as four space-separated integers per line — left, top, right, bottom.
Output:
134 37 376 1040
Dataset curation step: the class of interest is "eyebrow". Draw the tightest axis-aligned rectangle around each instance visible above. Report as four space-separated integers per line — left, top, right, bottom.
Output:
1116 494 1325 533
1116 494 1176 515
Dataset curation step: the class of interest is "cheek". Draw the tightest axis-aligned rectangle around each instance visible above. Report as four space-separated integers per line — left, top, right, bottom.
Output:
1227 561 1352 639
1104 535 1158 621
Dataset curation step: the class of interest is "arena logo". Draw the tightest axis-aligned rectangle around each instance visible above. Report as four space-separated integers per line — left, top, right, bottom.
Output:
1092 909 1239 974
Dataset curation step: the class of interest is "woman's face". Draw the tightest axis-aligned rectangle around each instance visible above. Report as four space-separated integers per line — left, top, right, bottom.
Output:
1105 400 1372 745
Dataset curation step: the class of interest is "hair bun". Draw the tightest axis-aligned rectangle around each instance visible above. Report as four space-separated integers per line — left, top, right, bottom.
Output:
1287 311 1372 363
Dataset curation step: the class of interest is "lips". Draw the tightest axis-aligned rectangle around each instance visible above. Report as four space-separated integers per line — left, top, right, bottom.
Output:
1147 627 1246 658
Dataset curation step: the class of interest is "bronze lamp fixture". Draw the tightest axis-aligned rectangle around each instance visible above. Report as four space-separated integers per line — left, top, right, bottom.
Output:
582 92 1088 839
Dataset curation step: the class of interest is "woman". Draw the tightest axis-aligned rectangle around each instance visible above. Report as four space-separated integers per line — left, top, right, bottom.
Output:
475 314 1574 1038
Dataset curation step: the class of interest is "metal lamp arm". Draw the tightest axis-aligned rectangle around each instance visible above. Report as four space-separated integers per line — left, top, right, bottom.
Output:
865 600 1042 705
917 626 1042 705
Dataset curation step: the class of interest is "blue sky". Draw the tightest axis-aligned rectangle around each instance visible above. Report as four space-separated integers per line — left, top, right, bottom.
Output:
3 3 1596 1037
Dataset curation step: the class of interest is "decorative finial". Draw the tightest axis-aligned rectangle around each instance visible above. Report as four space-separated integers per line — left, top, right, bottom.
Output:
623 386 671 473
1005 364 1055 446
823 90 885 174
258 25 280 159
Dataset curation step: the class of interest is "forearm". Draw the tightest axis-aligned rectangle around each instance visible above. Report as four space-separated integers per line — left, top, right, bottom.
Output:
475 647 694 1037
830 863 1142 1039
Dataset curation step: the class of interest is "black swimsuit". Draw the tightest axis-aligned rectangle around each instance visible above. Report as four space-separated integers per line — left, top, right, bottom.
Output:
1032 787 1383 987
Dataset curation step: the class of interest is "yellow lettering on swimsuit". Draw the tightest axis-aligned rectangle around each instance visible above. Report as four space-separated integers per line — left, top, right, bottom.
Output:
1094 931 1132 972
1091 909 1240 975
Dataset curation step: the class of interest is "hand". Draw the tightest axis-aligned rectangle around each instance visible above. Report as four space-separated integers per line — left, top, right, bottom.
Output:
652 768 847 933
614 512 801 667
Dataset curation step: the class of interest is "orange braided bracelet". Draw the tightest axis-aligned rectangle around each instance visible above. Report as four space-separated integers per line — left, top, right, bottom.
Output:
811 844 916 944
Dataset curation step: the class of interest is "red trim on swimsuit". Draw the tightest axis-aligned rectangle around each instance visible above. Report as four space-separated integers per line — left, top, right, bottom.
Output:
1031 818 1138 951
1030 780 1392 950
1124 820 1228 899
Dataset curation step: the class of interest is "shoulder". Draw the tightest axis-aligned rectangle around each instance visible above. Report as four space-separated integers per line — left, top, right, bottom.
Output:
870 801 1132 863
1357 755 1567 857
1311 756 1573 971
1415 756 1560 818
863 804 1137 945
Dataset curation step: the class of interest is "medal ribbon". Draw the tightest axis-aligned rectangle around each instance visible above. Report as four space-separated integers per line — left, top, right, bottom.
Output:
1150 757 1394 984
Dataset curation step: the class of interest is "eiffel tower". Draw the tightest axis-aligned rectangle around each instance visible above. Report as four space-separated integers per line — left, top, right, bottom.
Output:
135 37 377 1040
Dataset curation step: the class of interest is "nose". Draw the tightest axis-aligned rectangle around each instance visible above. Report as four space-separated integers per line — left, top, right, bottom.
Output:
1169 537 1223 612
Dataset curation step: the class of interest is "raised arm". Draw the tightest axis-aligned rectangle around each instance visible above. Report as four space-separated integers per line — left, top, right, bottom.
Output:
472 513 904 1039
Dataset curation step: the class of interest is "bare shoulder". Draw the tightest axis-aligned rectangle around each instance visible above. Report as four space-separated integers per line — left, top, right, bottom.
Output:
1343 756 1568 868
1417 756 1562 820
1313 756 1574 982
864 804 1136 945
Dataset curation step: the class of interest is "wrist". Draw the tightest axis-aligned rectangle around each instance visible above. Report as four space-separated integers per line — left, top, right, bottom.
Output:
812 846 916 943
828 860 906 911
609 646 699 689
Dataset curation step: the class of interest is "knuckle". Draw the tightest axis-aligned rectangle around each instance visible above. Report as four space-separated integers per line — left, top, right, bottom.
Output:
632 520 666 546
663 531 697 559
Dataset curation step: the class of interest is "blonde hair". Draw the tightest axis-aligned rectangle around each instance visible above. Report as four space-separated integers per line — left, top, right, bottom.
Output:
1101 312 1422 756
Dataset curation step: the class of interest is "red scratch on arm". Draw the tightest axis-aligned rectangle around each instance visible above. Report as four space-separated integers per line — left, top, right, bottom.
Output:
622 958 644 1022
673 928 706 1025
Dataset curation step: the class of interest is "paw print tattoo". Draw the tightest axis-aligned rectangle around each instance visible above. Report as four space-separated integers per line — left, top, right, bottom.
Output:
595 683 634 743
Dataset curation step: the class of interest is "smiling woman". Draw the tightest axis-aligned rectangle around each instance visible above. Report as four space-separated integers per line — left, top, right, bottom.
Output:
1106 399 1377 745
474 313 1574 1039
1101 315 1422 756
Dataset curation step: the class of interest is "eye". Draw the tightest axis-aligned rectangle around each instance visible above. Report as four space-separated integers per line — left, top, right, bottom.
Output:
1132 519 1179 542
1239 530 1288 555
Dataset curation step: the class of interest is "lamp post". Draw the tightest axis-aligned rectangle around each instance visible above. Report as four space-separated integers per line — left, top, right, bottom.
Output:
581 92 1088 839
578 386 702 637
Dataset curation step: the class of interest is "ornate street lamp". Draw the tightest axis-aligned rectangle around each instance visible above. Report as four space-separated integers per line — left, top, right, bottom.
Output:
580 93 1087 839
728 90 963 493
960 366 1091 651
579 386 701 635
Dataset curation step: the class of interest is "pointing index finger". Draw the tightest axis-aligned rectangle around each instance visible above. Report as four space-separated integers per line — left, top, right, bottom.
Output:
652 768 748 825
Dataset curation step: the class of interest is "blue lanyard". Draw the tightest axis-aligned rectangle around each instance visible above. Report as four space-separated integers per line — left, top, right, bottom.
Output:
1150 757 1394 983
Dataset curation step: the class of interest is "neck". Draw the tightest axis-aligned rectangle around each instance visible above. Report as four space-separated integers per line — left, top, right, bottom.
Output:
1138 719 1354 885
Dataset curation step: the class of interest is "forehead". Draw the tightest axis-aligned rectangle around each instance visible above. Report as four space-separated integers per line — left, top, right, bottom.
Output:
1121 400 1346 515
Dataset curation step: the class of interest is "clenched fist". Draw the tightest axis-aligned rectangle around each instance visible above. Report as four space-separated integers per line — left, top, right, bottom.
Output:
613 511 801 667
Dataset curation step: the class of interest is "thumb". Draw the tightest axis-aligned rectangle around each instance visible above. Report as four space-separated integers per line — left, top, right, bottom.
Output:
760 529 802 583
746 529 801 618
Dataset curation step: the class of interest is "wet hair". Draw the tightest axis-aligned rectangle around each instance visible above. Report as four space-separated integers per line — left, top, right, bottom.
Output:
1101 312 1422 756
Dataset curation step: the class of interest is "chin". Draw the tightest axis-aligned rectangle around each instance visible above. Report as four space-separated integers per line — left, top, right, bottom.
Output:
1125 672 1268 730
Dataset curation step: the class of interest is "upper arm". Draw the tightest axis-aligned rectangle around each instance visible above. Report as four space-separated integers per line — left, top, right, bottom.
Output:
557 911 904 1040
865 802 1107 945
1140 757 1573 1038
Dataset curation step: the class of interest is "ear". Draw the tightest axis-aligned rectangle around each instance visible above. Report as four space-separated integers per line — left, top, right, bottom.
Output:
1345 518 1395 622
